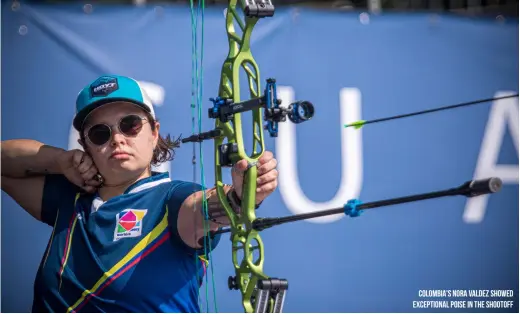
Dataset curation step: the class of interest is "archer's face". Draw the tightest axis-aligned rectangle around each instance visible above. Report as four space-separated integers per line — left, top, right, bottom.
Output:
81 101 159 184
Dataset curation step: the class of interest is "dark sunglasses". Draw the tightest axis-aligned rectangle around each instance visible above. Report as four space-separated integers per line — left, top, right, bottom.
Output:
85 114 148 146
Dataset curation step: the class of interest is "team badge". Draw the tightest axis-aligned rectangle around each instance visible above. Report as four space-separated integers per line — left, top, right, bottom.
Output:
90 76 118 97
113 209 148 241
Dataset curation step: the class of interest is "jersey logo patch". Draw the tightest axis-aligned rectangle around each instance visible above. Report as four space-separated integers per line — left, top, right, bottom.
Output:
114 209 148 241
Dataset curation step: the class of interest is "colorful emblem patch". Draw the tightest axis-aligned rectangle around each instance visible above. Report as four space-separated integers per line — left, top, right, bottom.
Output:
113 209 148 241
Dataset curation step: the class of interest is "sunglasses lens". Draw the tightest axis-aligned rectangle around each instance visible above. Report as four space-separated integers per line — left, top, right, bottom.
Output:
88 124 111 145
120 115 144 136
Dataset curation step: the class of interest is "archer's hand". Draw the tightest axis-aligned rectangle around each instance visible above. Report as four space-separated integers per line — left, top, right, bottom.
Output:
57 149 101 193
231 151 278 205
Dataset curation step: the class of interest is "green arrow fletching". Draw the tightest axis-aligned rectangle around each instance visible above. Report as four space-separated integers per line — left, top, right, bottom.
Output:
344 120 366 129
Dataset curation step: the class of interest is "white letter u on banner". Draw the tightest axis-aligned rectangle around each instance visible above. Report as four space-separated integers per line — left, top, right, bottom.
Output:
275 87 363 223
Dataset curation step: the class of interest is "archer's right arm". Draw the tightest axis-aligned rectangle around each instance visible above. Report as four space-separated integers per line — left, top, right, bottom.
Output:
1 139 98 223
1 139 66 221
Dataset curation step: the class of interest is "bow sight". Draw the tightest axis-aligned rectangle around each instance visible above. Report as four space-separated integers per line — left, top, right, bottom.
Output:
182 78 314 144
182 78 314 169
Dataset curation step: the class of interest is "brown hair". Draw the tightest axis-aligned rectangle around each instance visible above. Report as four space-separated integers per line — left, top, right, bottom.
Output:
147 113 181 166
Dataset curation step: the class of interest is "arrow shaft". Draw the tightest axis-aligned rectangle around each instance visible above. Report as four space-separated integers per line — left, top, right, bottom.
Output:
347 94 519 128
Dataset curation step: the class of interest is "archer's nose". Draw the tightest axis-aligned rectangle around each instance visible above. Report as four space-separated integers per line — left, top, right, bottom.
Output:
110 131 127 147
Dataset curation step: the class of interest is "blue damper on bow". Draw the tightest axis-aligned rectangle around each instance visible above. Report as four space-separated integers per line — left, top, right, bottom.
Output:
210 97 226 115
344 199 362 217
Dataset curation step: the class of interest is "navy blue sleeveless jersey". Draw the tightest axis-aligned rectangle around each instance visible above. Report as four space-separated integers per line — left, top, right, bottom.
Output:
32 172 222 313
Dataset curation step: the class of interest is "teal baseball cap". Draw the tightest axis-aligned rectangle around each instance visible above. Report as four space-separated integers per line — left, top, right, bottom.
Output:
73 75 156 131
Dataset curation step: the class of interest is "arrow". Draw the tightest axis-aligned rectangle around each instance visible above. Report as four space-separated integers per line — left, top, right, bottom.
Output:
344 94 519 129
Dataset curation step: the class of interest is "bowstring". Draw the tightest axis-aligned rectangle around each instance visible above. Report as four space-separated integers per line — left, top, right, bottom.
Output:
189 0 218 312
189 0 205 311
197 1 219 312
189 0 201 310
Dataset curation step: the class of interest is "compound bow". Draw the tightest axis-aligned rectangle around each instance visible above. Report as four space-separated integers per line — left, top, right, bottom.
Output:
182 1 511 312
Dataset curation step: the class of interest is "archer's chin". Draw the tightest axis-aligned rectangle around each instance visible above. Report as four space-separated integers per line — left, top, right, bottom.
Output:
109 159 142 171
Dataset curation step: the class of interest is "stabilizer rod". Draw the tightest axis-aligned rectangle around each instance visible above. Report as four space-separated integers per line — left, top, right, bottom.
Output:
211 177 502 236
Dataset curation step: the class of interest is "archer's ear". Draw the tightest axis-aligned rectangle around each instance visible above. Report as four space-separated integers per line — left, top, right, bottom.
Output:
153 122 161 145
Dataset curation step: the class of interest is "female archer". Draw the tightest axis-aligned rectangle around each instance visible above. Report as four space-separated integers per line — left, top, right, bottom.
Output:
1 74 279 312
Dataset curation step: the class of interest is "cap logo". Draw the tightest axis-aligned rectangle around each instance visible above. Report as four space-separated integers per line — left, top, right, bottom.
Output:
90 76 119 98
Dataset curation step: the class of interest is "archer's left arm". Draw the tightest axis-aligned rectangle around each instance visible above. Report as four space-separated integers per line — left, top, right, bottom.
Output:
177 151 279 249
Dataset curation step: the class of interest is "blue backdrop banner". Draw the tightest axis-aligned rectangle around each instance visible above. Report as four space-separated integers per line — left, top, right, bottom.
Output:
2 2 519 313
